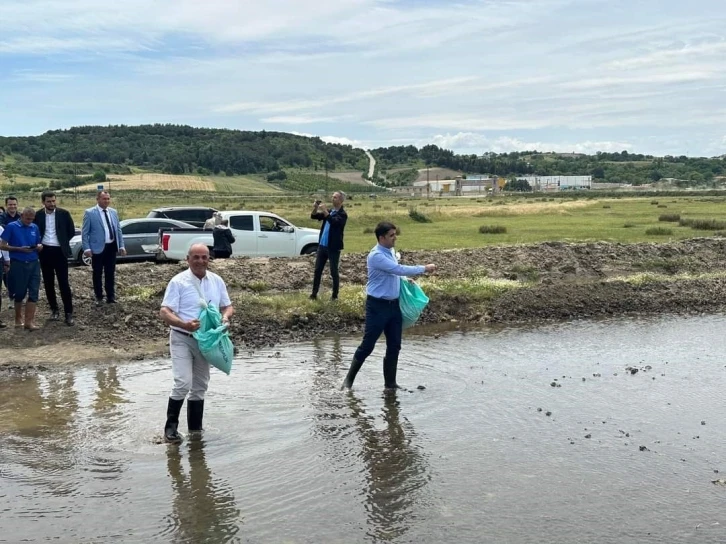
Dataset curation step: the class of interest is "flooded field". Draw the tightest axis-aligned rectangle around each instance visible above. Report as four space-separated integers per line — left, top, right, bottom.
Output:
2 315 726 543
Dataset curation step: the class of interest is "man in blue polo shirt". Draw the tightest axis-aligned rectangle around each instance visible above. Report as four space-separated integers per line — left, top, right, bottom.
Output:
0 207 43 330
341 221 436 391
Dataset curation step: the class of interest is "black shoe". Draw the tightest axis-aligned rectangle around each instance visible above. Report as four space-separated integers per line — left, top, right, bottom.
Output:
95 298 103 307
164 398 185 443
65 313 74 326
341 358 364 390
0 321 6 329
106 299 117 304
50 310 60 321
309 294 317 300
187 399 205 433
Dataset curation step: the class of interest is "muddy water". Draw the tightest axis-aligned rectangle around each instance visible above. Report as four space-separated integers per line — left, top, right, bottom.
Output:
2 315 726 543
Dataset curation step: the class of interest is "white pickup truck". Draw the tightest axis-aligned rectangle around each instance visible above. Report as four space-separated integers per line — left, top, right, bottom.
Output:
156 210 320 261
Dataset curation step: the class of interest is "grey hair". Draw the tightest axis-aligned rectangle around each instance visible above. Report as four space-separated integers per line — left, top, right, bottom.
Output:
22 206 35 214
334 191 346 202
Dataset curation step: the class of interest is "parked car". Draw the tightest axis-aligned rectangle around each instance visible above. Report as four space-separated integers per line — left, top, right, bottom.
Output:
146 207 218 228
157 211 320 261
69 218 197 265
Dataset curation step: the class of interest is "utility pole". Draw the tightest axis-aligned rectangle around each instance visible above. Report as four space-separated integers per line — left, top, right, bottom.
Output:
426 165 430 197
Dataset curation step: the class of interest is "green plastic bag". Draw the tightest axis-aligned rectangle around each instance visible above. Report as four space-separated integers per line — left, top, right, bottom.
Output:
399 278 429 329
193 303 234 375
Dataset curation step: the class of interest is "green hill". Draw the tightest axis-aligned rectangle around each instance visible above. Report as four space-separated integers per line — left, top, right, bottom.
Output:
0 124 367 179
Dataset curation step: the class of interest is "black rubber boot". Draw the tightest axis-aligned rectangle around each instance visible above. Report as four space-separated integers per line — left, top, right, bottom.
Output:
164 398 185 443
341 358 364 390
187 399 205 433
383 357 400 390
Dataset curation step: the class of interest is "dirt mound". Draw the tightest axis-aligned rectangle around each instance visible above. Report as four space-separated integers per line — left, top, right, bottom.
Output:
2 238 726 367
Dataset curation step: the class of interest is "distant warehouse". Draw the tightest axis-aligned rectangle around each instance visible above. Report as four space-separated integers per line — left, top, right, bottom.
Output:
516 175 592 191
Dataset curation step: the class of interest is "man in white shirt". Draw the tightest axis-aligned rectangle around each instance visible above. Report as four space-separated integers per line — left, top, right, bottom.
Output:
159 243 234 443
33 191 76 325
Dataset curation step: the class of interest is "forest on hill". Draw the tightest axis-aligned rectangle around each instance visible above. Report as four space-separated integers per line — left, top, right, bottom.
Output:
0 124 368 177
1 125 724 191
371 145 726 187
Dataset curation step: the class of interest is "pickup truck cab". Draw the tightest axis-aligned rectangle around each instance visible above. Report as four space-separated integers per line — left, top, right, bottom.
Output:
157 211 320 261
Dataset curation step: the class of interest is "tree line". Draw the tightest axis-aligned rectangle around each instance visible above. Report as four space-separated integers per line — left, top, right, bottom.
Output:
371 146 726 187
0 124 368 177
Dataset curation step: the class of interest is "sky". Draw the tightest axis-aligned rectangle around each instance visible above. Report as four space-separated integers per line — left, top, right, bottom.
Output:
1 0 725 157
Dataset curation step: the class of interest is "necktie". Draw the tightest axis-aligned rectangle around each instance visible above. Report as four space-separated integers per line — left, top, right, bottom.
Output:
103 209 115 242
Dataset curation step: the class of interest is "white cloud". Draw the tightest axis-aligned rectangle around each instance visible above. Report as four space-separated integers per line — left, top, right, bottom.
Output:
289 131 366 147
1 0 726 156
261 115 344 124
424 132 633 154
214 77 477 114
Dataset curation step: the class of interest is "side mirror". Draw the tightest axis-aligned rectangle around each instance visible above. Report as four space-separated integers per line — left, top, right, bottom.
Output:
282 226 294 233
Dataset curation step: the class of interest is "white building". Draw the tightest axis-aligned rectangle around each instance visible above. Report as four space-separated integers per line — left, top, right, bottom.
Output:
516 175 592 190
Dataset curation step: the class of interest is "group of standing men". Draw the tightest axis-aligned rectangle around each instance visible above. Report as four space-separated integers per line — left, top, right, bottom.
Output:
3 188 436 442
0 190 126 329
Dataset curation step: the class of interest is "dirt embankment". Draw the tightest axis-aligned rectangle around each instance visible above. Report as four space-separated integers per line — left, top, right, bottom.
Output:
3 238 726 367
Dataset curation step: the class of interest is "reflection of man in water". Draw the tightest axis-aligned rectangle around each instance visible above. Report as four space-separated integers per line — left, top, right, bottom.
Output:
166 441 240 542
348 394 430 541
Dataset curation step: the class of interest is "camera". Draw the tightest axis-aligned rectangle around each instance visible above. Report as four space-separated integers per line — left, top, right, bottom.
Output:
314 200 322 205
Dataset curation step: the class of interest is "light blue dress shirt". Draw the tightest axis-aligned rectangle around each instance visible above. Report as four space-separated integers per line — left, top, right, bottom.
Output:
366 244 425 299
319 210 336 247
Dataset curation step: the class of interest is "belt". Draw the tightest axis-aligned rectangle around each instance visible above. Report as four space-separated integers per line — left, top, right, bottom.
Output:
367 295 399 305
10 258 39 264
172 328 195 338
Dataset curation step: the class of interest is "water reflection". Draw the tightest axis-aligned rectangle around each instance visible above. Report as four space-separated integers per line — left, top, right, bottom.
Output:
0 372 81 494
166 440 241 543
93 366 127 413
349 393 431 543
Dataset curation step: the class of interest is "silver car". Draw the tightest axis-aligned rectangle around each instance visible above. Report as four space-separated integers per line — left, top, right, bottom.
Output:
70 218 196 265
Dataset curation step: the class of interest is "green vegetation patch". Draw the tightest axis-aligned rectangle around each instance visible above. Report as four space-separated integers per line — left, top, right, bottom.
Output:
645 227 673 235
479 225 507 234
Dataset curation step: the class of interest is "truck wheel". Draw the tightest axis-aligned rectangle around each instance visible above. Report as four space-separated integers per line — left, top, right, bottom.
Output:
302 245 318 255
78 251 91 266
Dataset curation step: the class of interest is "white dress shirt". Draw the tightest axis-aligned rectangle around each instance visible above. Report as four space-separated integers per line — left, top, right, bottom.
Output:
161 269 232 333
42 209 60 246
96 204 114 244
0 226 9 263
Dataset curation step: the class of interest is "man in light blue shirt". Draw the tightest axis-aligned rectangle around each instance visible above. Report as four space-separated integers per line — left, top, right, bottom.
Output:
342 221 436 391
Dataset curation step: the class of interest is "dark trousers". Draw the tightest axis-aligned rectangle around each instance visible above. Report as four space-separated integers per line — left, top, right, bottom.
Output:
40 246 73 314
353 297 403 387
2 264 11 297
311 246 341 298
214 249 232 259
92 242 118 302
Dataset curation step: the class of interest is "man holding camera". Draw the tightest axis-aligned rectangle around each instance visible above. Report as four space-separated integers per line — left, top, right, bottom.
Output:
0 207 43 330
310 191 348 300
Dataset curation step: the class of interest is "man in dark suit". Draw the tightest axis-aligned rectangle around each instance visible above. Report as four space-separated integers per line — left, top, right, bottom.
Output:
81 191 126 306
33 191 76 325
310 191 348 300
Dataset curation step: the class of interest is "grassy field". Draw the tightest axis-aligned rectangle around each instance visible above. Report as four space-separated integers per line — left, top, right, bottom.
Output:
330 171 368 184
77 173 216 192
209 175 283 194
9 192 726 252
